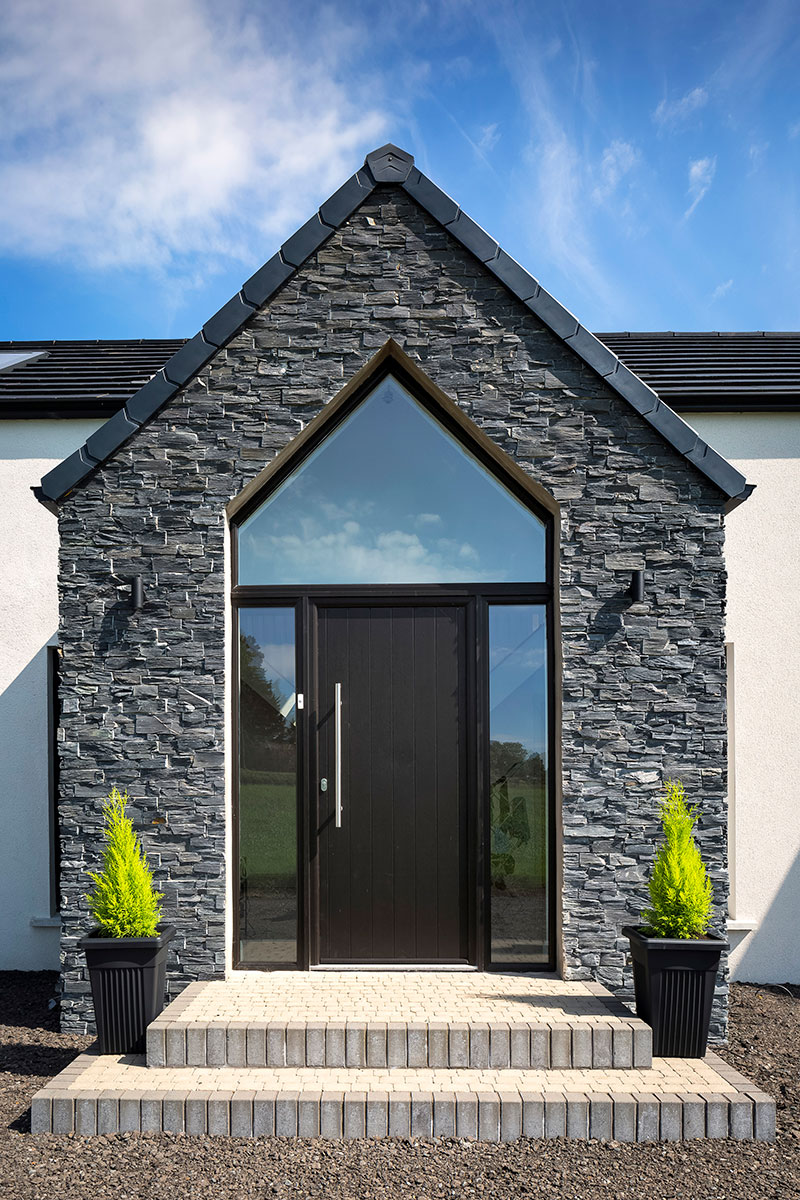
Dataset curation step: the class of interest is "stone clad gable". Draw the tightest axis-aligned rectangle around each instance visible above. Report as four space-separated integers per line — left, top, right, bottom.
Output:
56 186 728 1037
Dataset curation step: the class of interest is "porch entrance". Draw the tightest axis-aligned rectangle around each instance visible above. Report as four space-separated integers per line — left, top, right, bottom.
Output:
316 601 470 965
231 346 556 973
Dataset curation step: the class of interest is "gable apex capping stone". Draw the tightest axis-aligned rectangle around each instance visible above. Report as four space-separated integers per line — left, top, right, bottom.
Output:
365 144 414 183
37 143 752 508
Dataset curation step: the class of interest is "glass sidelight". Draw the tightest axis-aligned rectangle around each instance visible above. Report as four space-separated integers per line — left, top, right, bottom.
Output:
237 608 298 965
488 604 550 965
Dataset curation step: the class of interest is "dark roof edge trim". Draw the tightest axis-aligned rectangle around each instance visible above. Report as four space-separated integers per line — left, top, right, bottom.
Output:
725 481 756 515
2 403 129 419
662 396 800 412
37 142 751 507
31 485 59 516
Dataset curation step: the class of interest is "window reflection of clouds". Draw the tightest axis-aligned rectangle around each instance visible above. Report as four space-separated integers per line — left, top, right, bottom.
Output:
489 606 547 758
240 610 296 708
238 375 546 585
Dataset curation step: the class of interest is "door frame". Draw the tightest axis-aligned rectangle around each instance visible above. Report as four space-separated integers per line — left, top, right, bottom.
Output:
229 340 561 974
232 582 556 972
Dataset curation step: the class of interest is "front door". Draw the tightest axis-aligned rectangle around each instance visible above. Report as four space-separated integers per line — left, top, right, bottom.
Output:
315 602 471 964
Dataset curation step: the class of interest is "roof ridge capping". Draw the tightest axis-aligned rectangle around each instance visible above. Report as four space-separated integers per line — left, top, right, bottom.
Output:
36 142 753 512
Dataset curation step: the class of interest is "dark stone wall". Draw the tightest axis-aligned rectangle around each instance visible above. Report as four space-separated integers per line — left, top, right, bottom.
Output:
56 187 729 1037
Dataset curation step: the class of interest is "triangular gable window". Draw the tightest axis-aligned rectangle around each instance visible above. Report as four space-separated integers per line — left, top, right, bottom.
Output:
237 374 546 585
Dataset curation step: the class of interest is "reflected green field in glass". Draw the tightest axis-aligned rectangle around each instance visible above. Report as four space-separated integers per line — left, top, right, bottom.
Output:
240 774 547 889
490 781 548 890
239 776 297 882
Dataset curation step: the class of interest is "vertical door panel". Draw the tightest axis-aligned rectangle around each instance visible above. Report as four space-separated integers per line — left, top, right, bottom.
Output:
390 607 417 960
434 608 465 956
317 604 468 963
367 609 395 956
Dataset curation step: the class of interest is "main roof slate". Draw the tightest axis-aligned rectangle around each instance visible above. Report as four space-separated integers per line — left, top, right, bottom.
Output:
34 144 752 509
5 332 799 418
598 331 800 410
0 339 186 418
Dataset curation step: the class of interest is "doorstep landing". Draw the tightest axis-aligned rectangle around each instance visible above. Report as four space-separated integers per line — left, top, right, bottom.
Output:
30 1048 775 1141
146 974 652 1071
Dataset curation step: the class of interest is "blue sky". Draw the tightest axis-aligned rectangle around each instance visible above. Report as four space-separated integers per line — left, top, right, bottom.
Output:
1 0 798 339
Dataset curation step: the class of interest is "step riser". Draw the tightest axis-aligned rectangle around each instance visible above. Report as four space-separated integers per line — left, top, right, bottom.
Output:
31 1088 776 1142
147 1022 652 1071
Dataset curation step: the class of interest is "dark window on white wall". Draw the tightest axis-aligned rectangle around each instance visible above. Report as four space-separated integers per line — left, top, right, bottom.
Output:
47 646 61 917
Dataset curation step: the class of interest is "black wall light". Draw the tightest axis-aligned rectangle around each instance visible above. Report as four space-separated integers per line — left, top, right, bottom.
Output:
131 575 145 611
629 569 644 603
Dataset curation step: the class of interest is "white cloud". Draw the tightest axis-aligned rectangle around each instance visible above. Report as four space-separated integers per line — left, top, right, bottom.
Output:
477 123 501 154
0 0 386 272
523 132 626 309
653 86 708 128
475 5 633 317
684 156 717 218
242 521 490 584
711 278 733 301
592 140 640 202
789 120 800 140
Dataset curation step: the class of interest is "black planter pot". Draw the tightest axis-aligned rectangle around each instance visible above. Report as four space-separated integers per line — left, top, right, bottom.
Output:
623 925 728 1057
79 925 175 1054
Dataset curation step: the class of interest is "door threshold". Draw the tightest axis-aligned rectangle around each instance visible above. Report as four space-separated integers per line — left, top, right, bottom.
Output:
311 964 478 972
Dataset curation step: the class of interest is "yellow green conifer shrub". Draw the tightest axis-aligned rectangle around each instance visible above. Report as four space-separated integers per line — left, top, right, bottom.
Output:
642 779 712 939
87 788 163 938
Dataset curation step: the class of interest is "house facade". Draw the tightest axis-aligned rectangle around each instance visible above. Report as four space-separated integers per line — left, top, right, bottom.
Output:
0 343 182 970
599 333 800 984
2 145 795 1035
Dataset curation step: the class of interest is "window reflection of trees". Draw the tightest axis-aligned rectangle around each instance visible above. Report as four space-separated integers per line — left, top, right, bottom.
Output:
490 741 545 888
238 623 298 964
239 633 296 776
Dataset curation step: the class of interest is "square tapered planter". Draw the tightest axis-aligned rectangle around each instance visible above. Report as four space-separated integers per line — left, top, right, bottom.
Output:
79 925 175 1054
623 926 728 1057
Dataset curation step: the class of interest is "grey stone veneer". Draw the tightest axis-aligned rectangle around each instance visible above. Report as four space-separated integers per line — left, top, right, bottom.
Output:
55 187 729 1036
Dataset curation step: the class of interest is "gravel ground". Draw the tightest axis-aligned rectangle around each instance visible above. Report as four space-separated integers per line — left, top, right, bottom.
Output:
1 972 798 1200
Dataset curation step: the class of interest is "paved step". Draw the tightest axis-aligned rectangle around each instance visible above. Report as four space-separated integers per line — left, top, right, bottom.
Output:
31 1050 775 1141
145 975 653 1071
147 1015 651 1071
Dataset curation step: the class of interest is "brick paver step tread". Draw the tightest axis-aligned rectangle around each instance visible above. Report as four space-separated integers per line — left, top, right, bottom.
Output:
31 1050 775 1142
146 974 653 1070
158 974 636 1024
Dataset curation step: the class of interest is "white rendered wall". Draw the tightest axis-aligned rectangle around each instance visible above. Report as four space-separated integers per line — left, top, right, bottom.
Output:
688 412 800 983
0 420 100 969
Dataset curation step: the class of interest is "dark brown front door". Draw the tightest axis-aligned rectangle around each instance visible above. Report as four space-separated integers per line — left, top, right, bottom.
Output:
315 603 471 964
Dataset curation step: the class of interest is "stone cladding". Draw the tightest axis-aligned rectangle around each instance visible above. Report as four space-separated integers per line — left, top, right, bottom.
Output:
54 187 729 1036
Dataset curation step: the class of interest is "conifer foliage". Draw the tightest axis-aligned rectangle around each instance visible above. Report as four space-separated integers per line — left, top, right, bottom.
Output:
642 779 712 939
87 788 163 938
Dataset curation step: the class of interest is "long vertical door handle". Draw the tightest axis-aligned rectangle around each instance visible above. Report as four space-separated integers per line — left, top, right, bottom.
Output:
334 681 343 828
